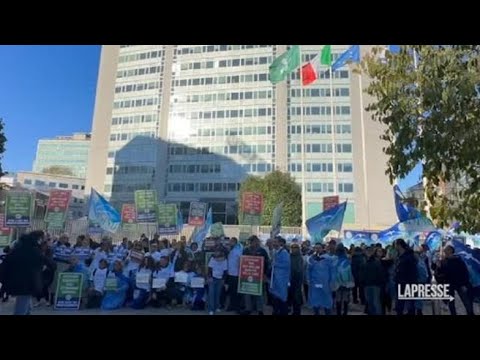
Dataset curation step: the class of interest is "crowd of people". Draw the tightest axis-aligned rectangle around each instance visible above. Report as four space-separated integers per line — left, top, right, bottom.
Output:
0 230 478 315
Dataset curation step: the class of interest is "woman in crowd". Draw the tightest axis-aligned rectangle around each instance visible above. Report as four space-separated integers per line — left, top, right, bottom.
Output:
151 256 176 308
207 249 228 315
101 260 130 310
131 256 155 309
87 259 109 309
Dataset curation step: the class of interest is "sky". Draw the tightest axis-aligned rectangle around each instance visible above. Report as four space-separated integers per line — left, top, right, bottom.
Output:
0 44 421 190
0 45 101 173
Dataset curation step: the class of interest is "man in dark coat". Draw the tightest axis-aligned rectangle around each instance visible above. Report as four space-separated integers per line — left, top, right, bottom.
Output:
3 231 44 315
288 243 304 315
351 247 366 305
394 238 418 315
433 245 474 315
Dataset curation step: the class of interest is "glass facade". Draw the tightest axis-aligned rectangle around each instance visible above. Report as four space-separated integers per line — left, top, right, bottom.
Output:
33 136 90 178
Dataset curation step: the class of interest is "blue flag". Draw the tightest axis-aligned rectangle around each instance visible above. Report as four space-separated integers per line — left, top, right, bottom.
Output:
451 239 480 287
343 230 379 247
88 189 121 234
425 230 443 251
176 209 184 234
387 45 401 54
306 201 347 242
377 222 406 245
331 45 360 72
193 207 212 247
394 185 422 222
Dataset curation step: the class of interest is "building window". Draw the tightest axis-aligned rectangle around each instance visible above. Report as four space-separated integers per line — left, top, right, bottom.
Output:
72 184 79 190
34 180 46 186
81 186 85 190
24 179 32 185
49 182 56 187
59 183 69 189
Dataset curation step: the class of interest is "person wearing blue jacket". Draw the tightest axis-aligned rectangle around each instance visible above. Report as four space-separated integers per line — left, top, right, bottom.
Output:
308 243 335 315
269 237 291 316
101 260 130 310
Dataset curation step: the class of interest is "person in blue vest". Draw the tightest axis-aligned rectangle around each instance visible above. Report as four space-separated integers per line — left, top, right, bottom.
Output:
270 237 291 316
308 242 335 315
101 260 130 310
71 235 93 267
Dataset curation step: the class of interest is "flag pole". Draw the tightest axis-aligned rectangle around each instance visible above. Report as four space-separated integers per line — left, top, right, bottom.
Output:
329 64 338 196
358 72 371 229
299 46 307 241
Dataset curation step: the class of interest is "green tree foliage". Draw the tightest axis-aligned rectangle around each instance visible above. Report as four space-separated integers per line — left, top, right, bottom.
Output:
361 45 480 233
238 170 302 227
42 165 75 176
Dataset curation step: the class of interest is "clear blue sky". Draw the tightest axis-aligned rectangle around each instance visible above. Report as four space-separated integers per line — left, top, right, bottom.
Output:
0 45 101 173
0 44 420 190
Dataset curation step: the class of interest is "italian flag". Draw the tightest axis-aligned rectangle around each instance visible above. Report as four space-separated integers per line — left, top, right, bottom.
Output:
301 45 332 86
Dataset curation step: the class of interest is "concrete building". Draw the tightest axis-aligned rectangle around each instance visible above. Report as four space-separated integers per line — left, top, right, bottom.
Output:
16 171 86 219
33 133 91 179
86 45 396 229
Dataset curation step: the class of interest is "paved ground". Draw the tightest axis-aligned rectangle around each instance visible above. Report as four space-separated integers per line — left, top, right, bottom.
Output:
2 298 472 315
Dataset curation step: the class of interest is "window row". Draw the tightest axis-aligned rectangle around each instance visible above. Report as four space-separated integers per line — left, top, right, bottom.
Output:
173 73 269 87
288 124 351 135
306 182 354 193
168 163 221 174
116 66 162 79
109 183 152 192
290 88 350 98
23 179 84 190
168 143 274 156
290 143 352 153
175 89 273 104
186 107 273 120
176 45 272 55
289 162 353 173
111 114 158 125
288 106 351 116
106 165 155 175
241 163 273 173
109 132 156 142
290 69 349 80
118 50 164 63
113 97 159 109
115 81 161 94
195 126 274 137
168 182 241 193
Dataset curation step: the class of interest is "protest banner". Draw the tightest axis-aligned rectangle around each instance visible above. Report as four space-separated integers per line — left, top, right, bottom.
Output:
157 203 178 234
188 201 207 226
135 190 158 223
242 192 263 225
54 273 84 310
0 214 11 247
45 190 71 229
238 255 264 296
121 204 138 233
5 191 33 227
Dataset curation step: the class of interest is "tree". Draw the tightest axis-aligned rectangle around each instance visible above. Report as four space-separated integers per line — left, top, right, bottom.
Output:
42 165 74 176
0 118 6 179
238 170 302 227
361 45 480 233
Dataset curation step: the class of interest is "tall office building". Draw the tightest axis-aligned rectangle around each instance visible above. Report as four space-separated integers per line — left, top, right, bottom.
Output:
86 45 396 229
33 133 91 178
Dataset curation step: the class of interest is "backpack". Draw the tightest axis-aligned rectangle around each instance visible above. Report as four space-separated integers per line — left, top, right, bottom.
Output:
417 258 428 283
